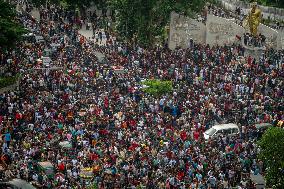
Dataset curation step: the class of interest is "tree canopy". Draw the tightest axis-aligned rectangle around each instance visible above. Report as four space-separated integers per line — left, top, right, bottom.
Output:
0 0 27 49
258 127 284 188
109 0 206 46
142 79 173 97
30 0 60 8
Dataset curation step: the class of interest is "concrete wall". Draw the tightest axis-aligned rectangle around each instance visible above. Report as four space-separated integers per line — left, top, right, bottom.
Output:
258 24 279 49
169 12 283 49
169 12 206 50
280 31 284 49
206 14 244 46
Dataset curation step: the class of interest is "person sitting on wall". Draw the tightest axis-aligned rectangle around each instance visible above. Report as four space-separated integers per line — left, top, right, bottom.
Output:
243 33 266 48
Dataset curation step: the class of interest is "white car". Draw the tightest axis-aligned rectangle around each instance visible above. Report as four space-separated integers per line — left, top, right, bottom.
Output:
0 179 37 189
204 123 240 140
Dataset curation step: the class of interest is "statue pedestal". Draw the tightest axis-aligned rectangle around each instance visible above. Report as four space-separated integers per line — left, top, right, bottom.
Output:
243 44 266 61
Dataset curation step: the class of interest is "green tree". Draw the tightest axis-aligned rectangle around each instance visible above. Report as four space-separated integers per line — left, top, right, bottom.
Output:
0 0 27 48
258 127 284 188
30 0 60 8
109 0 206 46
142 79 173 97
62 0 107 11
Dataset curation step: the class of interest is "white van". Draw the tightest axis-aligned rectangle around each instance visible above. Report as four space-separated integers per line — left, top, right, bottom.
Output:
204 123 240 140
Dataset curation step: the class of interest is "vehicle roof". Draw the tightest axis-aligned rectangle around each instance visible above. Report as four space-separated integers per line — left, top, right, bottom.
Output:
255 123 272 128
38 161 53 168
212 123 239 130
7 179 37 189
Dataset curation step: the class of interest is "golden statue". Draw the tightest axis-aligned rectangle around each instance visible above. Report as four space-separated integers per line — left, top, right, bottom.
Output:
246 2 262 36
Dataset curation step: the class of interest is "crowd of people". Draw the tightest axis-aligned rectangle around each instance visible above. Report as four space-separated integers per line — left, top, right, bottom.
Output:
243 33 266 48
0 2 283 189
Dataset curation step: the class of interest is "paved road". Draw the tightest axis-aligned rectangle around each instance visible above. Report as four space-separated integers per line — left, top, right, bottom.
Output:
78 25 94 39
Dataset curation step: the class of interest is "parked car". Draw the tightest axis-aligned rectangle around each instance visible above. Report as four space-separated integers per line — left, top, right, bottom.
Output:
204 123 240 140
0 179 36 189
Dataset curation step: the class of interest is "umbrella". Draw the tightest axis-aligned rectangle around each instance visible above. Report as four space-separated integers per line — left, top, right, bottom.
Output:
80 167 94 178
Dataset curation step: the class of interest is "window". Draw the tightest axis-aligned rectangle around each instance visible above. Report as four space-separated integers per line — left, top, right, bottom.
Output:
231 128 239 134
205 128 217 136
223 129 232 135
216 129 224 135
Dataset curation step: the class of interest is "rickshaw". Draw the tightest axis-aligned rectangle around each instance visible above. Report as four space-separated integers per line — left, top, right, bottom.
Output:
102 169 116 188
36 161 54 179
79 167 94 186
59 141 76 159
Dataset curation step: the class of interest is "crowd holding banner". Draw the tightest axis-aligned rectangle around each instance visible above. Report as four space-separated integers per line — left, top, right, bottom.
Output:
0 2 283 189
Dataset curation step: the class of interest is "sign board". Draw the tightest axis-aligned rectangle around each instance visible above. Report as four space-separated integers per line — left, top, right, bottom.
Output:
42 57 51 65
111 66 125 74
206 14 245 46
169 12 206 50
35 35 44 43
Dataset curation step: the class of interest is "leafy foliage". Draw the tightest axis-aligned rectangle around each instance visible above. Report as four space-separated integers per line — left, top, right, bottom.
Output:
258 127 284 187
142 79 173 97
30 0 60 7
109 0 206 46
61 0 107 10
0 75 19 89
0 0 27 49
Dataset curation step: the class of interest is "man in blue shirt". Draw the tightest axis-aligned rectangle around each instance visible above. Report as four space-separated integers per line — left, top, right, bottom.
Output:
5 132 11 148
